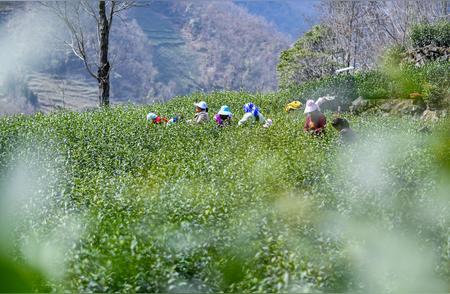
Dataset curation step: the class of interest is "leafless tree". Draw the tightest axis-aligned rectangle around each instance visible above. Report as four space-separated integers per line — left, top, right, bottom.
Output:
41 0 136 107
178 1 289 92
319 0 449 70
320 2 368 68
369 1 448 44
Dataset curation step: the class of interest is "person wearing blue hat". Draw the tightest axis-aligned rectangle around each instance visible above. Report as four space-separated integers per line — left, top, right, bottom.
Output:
146 112 168 126
188 101 209 124
214 105 233 127
238 102 272 128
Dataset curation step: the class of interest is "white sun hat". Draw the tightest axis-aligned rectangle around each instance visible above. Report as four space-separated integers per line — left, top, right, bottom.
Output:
304 96 335 113
304 99 318 114
194 101 208 110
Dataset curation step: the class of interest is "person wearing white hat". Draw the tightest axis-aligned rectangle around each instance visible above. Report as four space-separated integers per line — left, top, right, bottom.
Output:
189 101 209 124
303 96 334 134
214 105 233 127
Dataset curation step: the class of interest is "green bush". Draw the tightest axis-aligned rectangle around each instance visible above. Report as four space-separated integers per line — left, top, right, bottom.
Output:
382 45 407 68
410 20 450 48
383 60 450 105
0 92 449 292
277 25 342 90
420 61 450 108
355 70 390 100
386 62 428 99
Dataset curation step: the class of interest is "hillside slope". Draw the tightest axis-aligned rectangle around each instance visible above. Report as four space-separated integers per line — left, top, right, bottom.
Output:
0 1 291 114
0 92 448 292
26 73 97 112
131 1 289 98
235 0 317 39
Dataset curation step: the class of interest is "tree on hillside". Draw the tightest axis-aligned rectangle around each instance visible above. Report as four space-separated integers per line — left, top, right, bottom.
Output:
277 25 341 89
319 0 450 69
319 1 374 69
42 1 136 107
369 1 449 44
277 0 449 90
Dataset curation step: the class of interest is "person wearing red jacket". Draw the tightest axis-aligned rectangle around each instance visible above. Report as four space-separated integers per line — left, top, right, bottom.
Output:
146 112 169 126
303 99 328 135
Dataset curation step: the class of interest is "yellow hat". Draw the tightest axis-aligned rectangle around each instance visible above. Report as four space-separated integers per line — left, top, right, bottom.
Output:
285 100 302 112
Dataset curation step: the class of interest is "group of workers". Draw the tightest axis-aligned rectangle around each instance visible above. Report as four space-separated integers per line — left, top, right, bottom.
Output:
146 96 356 144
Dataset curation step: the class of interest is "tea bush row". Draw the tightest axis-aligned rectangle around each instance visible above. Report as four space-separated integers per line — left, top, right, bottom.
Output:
0 92 448 292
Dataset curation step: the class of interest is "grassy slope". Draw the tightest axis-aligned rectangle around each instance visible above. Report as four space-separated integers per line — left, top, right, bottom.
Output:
0 92 449 292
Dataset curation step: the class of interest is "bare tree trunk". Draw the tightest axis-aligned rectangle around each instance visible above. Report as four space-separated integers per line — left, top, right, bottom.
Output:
42 0 137 108
442 1 449 17
98 1 110 107
348 2 356 67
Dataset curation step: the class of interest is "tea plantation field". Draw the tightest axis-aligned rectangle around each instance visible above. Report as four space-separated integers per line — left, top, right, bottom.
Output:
0 92 449 292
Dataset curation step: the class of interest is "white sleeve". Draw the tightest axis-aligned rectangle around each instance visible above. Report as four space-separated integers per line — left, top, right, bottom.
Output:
238 112 254 125
315 96 335 107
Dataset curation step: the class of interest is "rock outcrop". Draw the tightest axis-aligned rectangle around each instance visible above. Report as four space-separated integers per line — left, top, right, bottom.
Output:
405 45 450 66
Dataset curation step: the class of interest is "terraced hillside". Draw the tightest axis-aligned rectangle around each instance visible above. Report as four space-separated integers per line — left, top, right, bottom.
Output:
0 1 303 114
131 2 290 97
26 73 97 113
131 5 203 97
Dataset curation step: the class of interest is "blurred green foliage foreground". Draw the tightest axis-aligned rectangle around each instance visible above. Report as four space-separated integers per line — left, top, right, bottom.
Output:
0 92 449 292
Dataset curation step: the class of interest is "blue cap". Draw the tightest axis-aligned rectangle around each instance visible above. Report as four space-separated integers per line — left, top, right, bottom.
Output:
146 112 157 121
218 105 232 116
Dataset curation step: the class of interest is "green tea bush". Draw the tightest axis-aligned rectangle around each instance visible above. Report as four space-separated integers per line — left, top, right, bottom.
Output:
420 61 450 108
0 92 449 292
355 70 390 100
410 20 450 48
387 62 428 99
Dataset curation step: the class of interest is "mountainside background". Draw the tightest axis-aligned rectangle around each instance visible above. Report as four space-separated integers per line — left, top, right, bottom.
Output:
0 1 318 115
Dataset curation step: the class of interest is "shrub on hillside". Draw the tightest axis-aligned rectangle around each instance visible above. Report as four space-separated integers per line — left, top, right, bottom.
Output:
386 60 450 105
382 45 407 68
410 20 450 48
355 71 390 100
277 25 342 90
385 62 428 100
420 61 450 109
379 29 450 106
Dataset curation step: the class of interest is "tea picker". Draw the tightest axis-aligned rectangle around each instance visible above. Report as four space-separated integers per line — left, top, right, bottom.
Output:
238 102 273 128
303 96 335 135
187 101 210 124
214 105 233 127
285 100 303 113
146 112 169 126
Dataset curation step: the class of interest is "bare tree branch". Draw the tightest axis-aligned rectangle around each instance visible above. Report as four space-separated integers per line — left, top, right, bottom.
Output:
40 0 136 107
